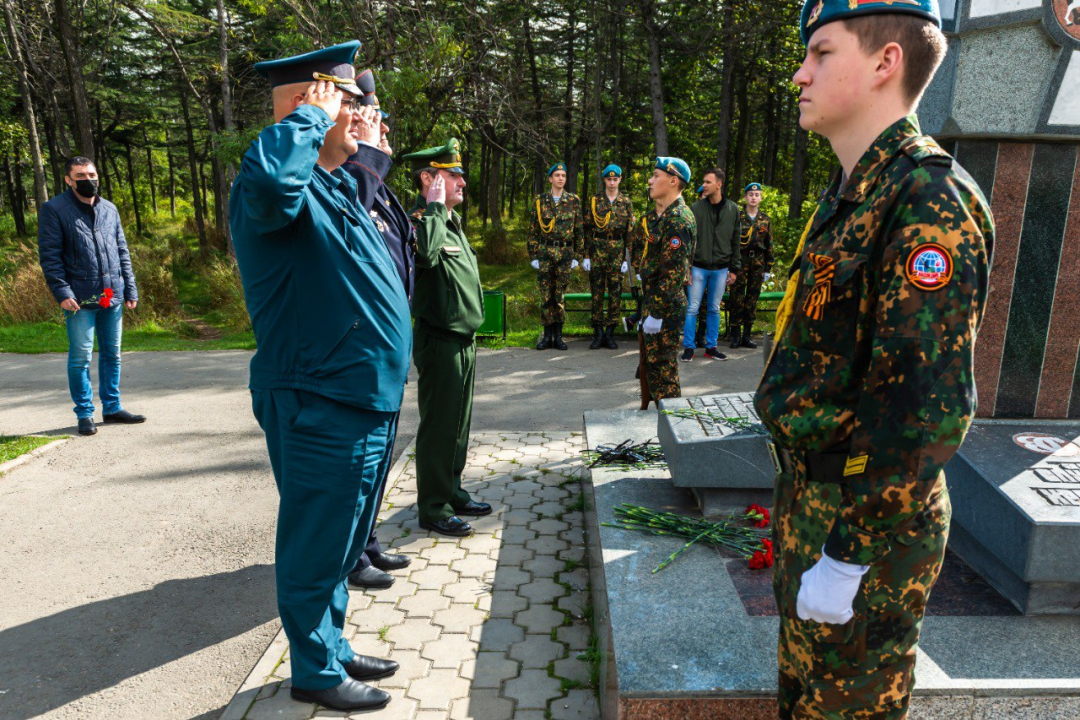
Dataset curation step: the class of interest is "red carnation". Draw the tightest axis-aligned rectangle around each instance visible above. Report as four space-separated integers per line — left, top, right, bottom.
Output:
748 539 774 570
99 287 114 308
745 503 771 528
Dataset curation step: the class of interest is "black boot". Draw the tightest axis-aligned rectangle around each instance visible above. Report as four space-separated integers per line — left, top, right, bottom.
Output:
741 327 758 349
589 325 603 350
730 330 742 349
603 324 618 350
552 322 568 351
536 325 552 351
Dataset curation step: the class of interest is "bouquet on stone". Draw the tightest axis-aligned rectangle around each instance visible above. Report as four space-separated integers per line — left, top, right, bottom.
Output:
603 503 773 573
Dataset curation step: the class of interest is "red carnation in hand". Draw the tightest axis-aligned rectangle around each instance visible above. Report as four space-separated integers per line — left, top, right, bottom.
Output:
745 503 771 528
99 288 114 308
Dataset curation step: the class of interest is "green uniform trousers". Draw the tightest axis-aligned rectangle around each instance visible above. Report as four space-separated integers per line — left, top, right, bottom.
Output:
643 324 681 401
536 245 574 325
729 250 768 332
252 388 396 690
414 325 476 523
773 448 950 718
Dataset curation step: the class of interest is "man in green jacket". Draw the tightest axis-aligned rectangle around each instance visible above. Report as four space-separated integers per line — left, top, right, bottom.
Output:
684 167 741 361
403 139 490 538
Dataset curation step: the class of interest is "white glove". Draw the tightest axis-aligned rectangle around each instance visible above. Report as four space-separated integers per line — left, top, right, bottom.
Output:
635 273 641 282
642 315 662 334
620 261 629 273
582 258 591 272
796 548 869 625
764 272 772 283
571 259 580 270
531 259 540 270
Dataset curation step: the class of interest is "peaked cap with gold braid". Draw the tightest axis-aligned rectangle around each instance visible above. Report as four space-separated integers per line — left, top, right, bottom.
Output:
401 138 465 175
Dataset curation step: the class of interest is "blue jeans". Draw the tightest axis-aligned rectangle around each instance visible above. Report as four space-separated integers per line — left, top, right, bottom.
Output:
683 266 728 350
64 303 123 419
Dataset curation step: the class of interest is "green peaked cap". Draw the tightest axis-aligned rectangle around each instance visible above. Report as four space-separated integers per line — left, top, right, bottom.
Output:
401 138 465 174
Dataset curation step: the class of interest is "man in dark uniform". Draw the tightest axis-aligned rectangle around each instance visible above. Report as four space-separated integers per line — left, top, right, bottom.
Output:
728 182 774 349
754 3 993 716
230 42 409 712
528 163 583 351
583 164 634 350
340 68 414 591
402 140 490 538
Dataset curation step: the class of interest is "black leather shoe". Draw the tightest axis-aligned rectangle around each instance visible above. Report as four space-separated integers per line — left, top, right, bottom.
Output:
603 325 618 350
102 410 146 424
552 323 568 351
78 418 97 436
348 565 395 589
290 677 390 712
740 333 758 349
370 552 412 572
536 325 552 351
343 654 399 682
455 500 492 517
420 516 474 537
589 326 603 350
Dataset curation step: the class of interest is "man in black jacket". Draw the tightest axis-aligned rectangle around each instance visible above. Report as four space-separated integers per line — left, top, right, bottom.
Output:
684 167 740 362
38 157 145 436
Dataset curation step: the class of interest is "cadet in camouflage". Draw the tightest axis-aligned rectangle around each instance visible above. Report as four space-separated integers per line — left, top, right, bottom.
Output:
632 157 694 401
528 162 583 351
584 164 635 349
728 182 774 349
755 3 994 716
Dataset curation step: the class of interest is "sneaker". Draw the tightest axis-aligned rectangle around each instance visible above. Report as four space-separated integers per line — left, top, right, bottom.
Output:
680 348 694 362
704 347 727 360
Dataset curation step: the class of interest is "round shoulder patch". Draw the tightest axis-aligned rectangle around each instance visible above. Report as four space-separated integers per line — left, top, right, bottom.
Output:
905 243 953 291
670 237 681 249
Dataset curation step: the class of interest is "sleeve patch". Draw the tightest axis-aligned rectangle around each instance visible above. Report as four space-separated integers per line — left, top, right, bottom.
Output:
905 243 953 291
670 237 681 249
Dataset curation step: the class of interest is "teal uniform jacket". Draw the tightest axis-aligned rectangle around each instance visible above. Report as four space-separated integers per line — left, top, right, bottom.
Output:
230 104 412 411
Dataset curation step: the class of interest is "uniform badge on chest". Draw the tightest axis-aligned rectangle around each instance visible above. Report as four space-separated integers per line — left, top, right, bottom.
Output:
369 209 387 233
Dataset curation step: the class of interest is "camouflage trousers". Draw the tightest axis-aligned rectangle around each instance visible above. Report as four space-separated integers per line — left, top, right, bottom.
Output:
536 246 574 325
589 241 625 326
728 251 768 332
773 448 950 718
643 323 681 401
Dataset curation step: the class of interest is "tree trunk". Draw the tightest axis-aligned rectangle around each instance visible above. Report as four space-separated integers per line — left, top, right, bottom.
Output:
2 0 48 209
563 6 576 162
731 73 751 193
165 128 176 218
179 91 208 250
789 126 809 220
761 89 778 185
524 20 545 195
41 105 64 196
54 0 95 158
144 129 157 215
216 0 234 134
478 132 489 228
641 1 669 156
210 155 230 250
4 153 26 236
123 143 143 235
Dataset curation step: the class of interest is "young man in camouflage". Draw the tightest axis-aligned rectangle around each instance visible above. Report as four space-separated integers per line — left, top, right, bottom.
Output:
583 164 634 350
728 182 774 349
630 157 694 401
528 163 583 351
754 1 993 717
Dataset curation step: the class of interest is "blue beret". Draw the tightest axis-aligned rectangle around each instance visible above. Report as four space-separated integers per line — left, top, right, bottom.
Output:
744 182 763 193
696 185 705 194
655 157 691 185
548 163 567 177
254 41 364 96
601 164 622 178
801 0 940 44
356 69 389 119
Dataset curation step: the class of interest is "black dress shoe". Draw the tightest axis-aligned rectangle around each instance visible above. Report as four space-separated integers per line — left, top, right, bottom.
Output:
370 552 412 571
290 677 390 712
343 654 399 681
455 500 492 517
78 418 97 436
420 516 474 537
348 565 395 589
102 410 146 424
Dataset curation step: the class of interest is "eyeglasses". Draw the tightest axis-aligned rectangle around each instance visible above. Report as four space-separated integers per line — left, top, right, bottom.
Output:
343 97 364 113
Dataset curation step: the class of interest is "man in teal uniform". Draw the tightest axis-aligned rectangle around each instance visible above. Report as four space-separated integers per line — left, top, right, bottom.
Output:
402 140 490 538
230 41 409 713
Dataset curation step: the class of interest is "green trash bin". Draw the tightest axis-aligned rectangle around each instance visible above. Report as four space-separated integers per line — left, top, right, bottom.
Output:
477 290 507 339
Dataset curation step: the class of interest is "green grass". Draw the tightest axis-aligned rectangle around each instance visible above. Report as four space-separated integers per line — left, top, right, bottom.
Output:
0 321 255 354
0 434 62 465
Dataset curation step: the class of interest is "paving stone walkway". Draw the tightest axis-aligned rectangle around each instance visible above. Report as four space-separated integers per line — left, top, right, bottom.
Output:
222 432 600 720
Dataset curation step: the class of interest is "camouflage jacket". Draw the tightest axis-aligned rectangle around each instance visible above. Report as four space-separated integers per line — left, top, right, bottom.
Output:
583 192 635 257
754 115 993 566
528 192 584 259
739 208 774 270
630 196 694 323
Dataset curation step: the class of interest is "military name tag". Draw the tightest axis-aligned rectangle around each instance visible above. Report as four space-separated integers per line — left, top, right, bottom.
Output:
442 245 462 254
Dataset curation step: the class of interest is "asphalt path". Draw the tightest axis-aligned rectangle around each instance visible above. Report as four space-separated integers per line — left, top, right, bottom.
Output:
0 339 762 719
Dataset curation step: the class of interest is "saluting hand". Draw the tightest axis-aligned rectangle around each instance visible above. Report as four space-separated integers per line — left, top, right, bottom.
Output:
301 80 342 120
426 174 446 205
356 106 381 146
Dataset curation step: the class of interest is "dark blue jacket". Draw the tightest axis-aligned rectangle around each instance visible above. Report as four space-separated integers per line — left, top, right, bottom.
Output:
343 144 415 301
230 105 412 412
38 189 137 306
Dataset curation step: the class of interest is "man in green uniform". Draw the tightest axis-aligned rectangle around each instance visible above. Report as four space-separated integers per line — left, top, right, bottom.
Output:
402 139 490 538
583 164 634 350
754 3 993 716
728 182 774 349
528 162 583 351
231 42 408 712
630 157 694 401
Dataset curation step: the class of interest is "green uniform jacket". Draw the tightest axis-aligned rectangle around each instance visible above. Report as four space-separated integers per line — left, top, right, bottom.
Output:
583 192 635 258
754 115 993 566
690 196 742 272
528 193 584 259
408 196 484 340
739 208 774 271
631 196 694 323
230 104 412 412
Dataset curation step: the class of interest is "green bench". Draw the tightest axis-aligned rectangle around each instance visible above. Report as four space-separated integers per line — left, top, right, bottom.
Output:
563 290 785 333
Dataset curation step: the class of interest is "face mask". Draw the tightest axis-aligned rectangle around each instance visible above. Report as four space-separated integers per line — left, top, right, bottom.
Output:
73 178 99 198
